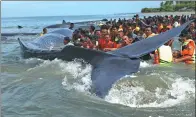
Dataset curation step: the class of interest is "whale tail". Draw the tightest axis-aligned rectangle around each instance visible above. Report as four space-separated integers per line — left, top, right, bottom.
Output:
91 20 192 97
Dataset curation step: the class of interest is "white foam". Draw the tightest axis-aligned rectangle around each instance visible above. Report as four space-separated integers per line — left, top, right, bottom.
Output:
124 74 138 78
23 58 44 64
105 76 195 108
61 60 92 93
54 59 93 93
25 58 92 93
140 61 152 68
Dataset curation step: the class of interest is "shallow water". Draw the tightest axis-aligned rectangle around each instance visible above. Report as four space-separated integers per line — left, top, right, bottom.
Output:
1 38 195 117
1 15 195 117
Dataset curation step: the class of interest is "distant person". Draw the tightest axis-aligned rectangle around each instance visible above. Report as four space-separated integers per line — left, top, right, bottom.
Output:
187 22 196 42
63 37 74 46
69 23 74 30
17 25 23 29
89 25 95 35
110 25 119 42
134 14 143 27
62 20 66 24
40 28 47 36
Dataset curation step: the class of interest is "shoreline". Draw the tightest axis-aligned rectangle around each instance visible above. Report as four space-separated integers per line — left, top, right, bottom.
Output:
2 11 195 19
141 11 195 16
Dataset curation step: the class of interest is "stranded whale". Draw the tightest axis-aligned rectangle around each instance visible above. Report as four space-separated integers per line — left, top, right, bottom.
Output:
18 20 192 97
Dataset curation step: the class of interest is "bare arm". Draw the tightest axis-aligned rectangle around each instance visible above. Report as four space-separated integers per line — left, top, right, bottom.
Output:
173 56 192 63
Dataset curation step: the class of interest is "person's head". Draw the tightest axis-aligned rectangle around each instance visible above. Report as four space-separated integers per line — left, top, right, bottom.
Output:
118 30 124 38
72 30 81 41
100 25 108 38
122 35 131 46
89 25 95 32
122 35 129 41
43 28 47 34
104 34 111 42
127 26 133 33
145 26 152 36
138 30 144 36
151 21 156 26
80 29 86 36
135 14 139 20
190 22 195 29
179 33 192 43
173 50 181 58
111 25 119 33
64 37 71 45
70 23 74 29
95 30 101 37
127 34 134 43
62 20 66 24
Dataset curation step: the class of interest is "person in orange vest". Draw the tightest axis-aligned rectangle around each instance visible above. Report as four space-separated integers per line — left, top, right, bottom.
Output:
173 33 195 64
103 34 118 52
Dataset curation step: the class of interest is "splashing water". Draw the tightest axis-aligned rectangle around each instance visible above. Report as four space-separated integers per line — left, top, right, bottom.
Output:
16 57 195 109
105 73 195 108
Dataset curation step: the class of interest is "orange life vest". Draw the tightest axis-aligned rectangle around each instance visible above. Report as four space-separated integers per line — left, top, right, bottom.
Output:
104 41 117 48
145 33 156 38
181 39 195 64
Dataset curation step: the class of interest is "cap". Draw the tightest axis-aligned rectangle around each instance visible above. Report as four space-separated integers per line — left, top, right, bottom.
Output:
135 27 140 31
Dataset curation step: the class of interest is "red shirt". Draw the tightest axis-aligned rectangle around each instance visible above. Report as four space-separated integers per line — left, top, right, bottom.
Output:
98 38 106 50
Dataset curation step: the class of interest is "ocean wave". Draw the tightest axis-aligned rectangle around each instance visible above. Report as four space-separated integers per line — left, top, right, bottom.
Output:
104 72 195 108
24 58 93 93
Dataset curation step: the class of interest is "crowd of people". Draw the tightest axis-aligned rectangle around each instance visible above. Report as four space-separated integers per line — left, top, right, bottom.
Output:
42 14 196 64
